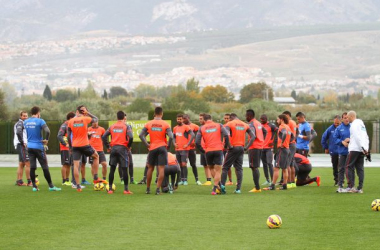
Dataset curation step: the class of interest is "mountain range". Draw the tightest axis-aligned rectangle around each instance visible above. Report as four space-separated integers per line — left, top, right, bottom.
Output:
1 0 380 41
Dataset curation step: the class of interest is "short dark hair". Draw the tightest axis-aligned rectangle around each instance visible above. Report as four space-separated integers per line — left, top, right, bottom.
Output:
342 112 348 118
19 111 27 117
199 113 205 117
230 113 237 119
261 114 268 119
76 105 84 112
155 107 163 115
224 113 230 116
183 114 189 119
278 114 289 124
31 106 40 115
117 111 126 120
66 112 75 120
203 114 211 121
296 112 305 118
333 115 341 120
177 113 183 118
282 111 291 117
246 109 255 118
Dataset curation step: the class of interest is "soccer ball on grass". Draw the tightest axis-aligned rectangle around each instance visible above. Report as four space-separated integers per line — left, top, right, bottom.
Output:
371 199 380 211
93 183 104 191
267 214 282 229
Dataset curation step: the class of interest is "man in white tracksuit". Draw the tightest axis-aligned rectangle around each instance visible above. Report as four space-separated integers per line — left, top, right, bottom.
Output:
345 111 369 193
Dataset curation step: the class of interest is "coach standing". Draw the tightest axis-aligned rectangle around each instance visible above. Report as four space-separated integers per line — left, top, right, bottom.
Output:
321 115 341 186
346 111 369 193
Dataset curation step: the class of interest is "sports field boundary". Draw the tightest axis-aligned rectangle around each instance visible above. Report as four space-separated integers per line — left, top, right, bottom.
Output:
0 154 378 167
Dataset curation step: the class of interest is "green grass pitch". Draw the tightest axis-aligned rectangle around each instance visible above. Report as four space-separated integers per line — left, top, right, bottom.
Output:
1 167 379 250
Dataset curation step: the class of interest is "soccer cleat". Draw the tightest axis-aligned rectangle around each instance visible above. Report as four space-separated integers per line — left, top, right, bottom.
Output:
49 186 61 191
77 188 82 192
220 185 226 194
107 190 114 194
32 187 39 192
316 176 321 187
81 180 91 185
234 189 241 194
183 181 188 186
202 181 212 186
178 181 184 185
263 184 276 191
249 188 262 193
336 187 347 193
130 180 138 185
123 190 133 195
146 189 151 194
138 179 147 185
121 180 124 185
155 190 161 195
101 179 108 184
196 180 202 185
16 181 27 186
168 183 174 194
226 181 234 186
72 184 85 189
348 187 358 193
211 191 217 195
262 180 271 186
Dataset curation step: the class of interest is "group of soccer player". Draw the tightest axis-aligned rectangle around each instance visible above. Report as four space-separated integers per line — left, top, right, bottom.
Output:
14 105 323 195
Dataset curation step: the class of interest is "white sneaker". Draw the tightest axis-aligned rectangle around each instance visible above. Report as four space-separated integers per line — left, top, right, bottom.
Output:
71 184 85 189
348 187 357 193
261 180 271 185
196 180 202 185
345 187 352 192
354 189 363 194
337 187 347 193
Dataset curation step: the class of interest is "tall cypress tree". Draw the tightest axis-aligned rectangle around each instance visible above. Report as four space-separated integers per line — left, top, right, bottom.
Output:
42 85 52 101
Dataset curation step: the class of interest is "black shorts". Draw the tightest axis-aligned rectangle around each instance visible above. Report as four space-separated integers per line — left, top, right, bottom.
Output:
17 144 29 163
70 154 87 166
148 146 168 166
60 150 70 165
287 143 297 167
109 146 128 168
297 164 312 180
205 150 224 166
176 150 189 164
276 148 290 169
89 151 106 164
200 153 207 166
28 148 48 170
296 149 309 158
248 149 262 168
72 145 95 161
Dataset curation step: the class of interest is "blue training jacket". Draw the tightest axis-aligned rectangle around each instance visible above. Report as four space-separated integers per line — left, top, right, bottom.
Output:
333 123 351 156
321 124 339 155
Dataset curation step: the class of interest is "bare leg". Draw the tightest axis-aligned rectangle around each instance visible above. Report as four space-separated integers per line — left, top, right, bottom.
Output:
101 162 107 179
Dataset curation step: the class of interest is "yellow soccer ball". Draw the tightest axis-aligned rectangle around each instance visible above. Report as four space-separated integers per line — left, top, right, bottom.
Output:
371 199 380 211
93 183 104 191
267 214 282 229
35 178 40 186
106 184 116 192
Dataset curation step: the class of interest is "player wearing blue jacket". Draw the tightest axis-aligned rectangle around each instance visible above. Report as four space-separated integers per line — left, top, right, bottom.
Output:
333 112 351 193
321 115 341 186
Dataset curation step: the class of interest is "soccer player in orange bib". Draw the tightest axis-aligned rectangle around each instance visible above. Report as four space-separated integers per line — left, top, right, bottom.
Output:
88 121 108 182
282 111 297 188
264 114 293 191
221 113 255 194
246 109 267 193
68 105 99 192
183 114 202 185
173 114 194 186
57 112 75 186
195 114 230 195
102 111 133 194
139 107 175 195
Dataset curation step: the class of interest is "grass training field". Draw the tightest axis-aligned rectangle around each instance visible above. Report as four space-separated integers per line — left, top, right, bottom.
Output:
1 167 380 249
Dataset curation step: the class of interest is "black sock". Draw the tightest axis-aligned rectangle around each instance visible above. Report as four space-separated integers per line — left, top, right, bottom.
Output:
282 184 287 189
103 177 106 180
27 179 31 183
94 174 98 180
82 178 85 182
77 184 81 189
207 178 211 181
62 179 66 183
66 178 69 182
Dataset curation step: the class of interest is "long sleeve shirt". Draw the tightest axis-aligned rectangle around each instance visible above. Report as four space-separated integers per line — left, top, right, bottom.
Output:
348 119 369 152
